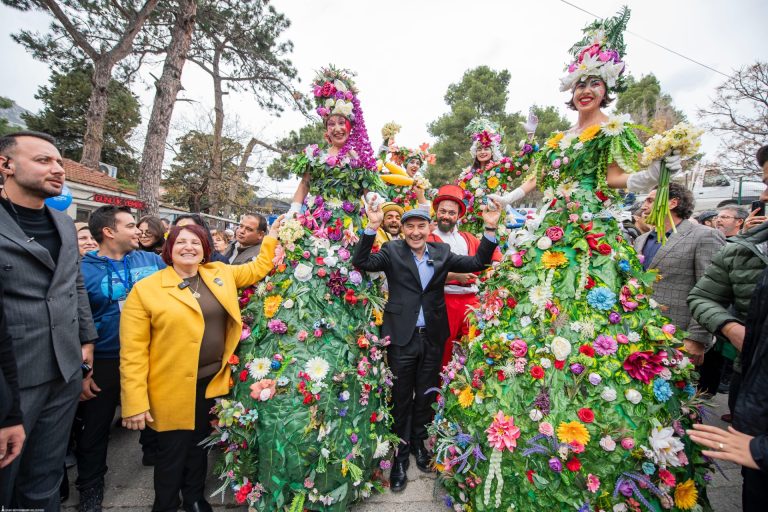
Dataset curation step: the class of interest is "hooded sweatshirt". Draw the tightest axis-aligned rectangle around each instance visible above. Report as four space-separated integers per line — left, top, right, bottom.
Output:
81 250 166 359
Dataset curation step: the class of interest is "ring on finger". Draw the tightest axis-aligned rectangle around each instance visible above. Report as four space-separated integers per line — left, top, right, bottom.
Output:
718 442 724 450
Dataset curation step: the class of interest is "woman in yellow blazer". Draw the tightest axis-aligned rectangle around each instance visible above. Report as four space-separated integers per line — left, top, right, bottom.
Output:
120 220 280 512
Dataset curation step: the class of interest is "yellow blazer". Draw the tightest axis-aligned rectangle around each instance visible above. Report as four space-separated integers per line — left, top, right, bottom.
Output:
120 236 277 431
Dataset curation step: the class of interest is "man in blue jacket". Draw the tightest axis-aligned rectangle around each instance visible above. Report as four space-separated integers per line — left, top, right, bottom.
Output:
77 205 165 512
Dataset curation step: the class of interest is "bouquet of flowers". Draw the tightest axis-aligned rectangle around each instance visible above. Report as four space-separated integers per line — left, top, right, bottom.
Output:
640 123 704 244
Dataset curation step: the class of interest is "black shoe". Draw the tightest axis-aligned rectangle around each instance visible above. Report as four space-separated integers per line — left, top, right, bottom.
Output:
183 500 213 512
78 485 104 512
411 440 434 473
389 461 408 493
60 468 70 503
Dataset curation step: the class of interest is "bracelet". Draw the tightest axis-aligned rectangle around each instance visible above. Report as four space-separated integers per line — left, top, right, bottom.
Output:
484 226 498 232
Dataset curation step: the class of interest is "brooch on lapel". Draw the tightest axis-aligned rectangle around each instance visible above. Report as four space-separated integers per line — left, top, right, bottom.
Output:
213 278 224 286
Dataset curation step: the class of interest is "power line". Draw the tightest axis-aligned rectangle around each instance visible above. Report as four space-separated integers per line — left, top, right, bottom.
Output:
559 0 731 78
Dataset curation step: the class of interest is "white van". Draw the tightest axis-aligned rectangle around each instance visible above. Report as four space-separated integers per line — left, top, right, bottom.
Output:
687 167 764 211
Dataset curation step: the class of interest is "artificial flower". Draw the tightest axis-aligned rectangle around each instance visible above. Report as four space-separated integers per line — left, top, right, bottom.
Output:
586 473 601 493
601 113 631 136
542 250 568 269
587 287 617 311
601 387 617 401
623 351 664 384
305 357 330 382
579 124 602 142
624 389 642 404
293 263 314 283
599 435 616 451
557 421 590 446
648 425 685 467
249 358 271 380
263 295 282 318
487 176 500 189
485 411 521 452
546 132 564 149
551 336 572 361
250 379 277 401
674 479 698 510
593 334 618 356
458 387 474 408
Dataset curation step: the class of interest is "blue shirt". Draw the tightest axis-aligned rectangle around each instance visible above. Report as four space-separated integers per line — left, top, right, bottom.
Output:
641 225 677 270
413 247 434 327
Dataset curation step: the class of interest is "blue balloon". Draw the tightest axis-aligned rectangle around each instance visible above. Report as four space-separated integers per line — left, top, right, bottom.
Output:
45 184 73 211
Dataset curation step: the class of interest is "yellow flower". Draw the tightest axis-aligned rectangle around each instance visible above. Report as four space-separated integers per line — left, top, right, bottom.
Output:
557 421 590 445
459 181 467 190
579 124 601 142
674 479 698 510
546 132 564 149
372 308 384 326
541 250 568 269
487 176 500 189
458 387 474 408
263 295 282 318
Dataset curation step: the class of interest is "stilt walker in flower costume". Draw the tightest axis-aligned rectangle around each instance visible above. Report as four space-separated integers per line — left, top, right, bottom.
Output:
377 122 435 212
431 8 713 511
207 66 397 511
456 117 538 243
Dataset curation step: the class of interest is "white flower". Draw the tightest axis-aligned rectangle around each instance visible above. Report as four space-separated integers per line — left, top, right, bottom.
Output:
294 263 314 282
625 389 642 404
550 336 572 361
305 357 330 382
248 358 271 380
556 181 579 198
540 358 552 369
613 504 627 512
324 256 339 267
258 388 272 401
529 285 552 308
599 435 616 452
647 426 685 467
542 187 555 203
559 132 578 150
339 390 350 402
327 198 343 209
558 445 569 460
333 79 347 92
324 98 335 108
529 409 544 421
570 321 583 333
601 387 617 401
283 299 295 309
588 372 602 385
601 113 632 136
628 331 641 343
520 315 532 327
332 100 353 117
581 212 593 222
649 298 659 309
469 176 481 188
536 236 553 250
373 436 390 458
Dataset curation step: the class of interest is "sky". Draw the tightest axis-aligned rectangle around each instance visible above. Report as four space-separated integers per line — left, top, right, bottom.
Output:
1 0 767 197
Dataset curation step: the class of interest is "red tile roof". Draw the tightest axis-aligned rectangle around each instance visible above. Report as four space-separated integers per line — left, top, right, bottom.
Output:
63 158 136 194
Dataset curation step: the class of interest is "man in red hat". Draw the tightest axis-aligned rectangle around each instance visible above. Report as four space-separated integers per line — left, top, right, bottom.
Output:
429 184 501 367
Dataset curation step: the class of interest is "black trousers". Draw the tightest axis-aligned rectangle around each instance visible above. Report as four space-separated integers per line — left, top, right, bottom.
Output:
742 466 768 511
697 349 724 395
75 358 121 491
152 376 214 512
387 329 442 463
729 371 743 414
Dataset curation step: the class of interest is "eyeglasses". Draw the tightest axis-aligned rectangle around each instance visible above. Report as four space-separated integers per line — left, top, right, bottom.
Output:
717 215 736 220
138 230 154 237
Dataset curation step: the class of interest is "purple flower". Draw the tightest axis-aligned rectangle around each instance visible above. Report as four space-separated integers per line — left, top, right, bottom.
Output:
570 363 585 375
548 457 562 472
267 319 288 334
342 200 355 213
338 407 348 417
350 433 358 444
348 270 363 285
326 269 348 296
334 91 346 99
522 143 533 155
588 373 602 385
608 311 621 324
319 209 332 223
338 247 351 261
593 335 618 356
380 460 392 470
314 196 325 207
619 480 633 497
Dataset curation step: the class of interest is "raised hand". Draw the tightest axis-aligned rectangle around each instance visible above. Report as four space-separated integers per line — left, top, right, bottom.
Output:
480 199 502 228
364 193 384 230
521 108 539 138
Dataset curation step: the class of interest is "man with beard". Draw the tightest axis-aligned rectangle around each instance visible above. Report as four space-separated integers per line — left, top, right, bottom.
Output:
429 185 501 367
375 202 403 248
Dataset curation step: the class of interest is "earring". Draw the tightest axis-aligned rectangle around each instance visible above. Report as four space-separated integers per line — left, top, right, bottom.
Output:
201 257 206 264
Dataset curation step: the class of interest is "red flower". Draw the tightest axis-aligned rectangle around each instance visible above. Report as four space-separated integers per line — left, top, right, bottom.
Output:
316 256 325 265
228 354 240 365
320 81 336 97
506 297 518 308
554 359 565 370
595 191 609 202
566 457 582 472
658 468 676 486
623 351 664 384
580 222 593 232
530 365 545 379
585 276 596 289
317 268 327 278
239 369 248 382
579 345 595 357
597 243 612 255
526 470 535 484
370 412 378 423
674 380 686 389
497 370 506 382
577 407 595 423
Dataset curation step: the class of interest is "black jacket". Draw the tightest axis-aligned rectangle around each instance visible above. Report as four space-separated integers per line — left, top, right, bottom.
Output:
733 266 768 471
0 280 22 428
352 233 497 347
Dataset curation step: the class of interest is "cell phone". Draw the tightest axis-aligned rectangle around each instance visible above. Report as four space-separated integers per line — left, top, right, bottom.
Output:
751 200 765 216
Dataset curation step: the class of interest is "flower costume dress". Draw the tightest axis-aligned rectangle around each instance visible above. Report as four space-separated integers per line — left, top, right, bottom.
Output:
208 67 396 512
432 9 713 512
380 139 435 212
456 118 538 244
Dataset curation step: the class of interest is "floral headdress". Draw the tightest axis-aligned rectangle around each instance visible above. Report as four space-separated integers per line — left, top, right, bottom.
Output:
311 65 376 170
378 121 436 172
559 6 630 93
466 118 505 161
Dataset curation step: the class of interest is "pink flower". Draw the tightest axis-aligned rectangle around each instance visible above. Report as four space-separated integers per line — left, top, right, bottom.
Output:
510 339 528 358
616 333 629 344
485 411 521 452
662 324 677 337
538 422 554 437
249 379 276 401
586 473 601 493
593 335 617 356
240 325 251 341
304 478 314 489
325 155 338 167
297 330 308 341
623 351 664 384
545 226 564 242
569 214 579 223
510 250 526 267
621 438 635 450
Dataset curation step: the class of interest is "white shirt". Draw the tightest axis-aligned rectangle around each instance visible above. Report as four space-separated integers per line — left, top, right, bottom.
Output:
432 226 479 294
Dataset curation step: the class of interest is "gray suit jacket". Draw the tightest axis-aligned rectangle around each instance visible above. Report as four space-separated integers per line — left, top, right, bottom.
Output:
229 242 262 265
0 205 97 388
634 220 725 349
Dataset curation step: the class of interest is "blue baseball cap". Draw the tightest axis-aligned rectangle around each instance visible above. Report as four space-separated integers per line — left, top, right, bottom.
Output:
400 208 432 224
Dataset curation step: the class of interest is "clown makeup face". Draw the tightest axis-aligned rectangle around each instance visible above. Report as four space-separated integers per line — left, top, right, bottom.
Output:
405 158 421 177
325 115 350 149
476 146 493 164
572 76 606 113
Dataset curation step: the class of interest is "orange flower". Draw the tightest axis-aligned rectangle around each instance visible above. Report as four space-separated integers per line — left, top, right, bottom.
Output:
487 176 500 189
579 124 601 142
546 132 564 149
557 421 590 445
263 295 282 318
542 250 568 269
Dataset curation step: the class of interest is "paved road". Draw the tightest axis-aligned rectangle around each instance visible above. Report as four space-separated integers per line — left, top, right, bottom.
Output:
63 393 741 512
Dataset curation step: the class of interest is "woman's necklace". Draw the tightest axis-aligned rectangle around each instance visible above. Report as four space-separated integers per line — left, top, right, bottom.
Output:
187 274 202 299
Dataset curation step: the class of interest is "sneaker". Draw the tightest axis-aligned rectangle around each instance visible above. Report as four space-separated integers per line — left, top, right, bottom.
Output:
78 485 104 512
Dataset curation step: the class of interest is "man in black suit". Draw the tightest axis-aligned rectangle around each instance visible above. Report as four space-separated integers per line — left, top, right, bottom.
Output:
353 197 500 492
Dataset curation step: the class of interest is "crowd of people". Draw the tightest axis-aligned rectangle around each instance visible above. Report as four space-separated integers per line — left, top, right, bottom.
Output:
1 8 768 512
